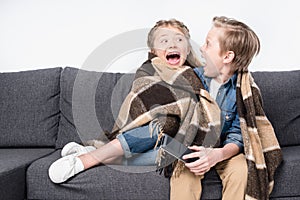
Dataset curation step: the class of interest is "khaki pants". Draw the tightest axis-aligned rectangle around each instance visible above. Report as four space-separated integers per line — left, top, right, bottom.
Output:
170 153 247 200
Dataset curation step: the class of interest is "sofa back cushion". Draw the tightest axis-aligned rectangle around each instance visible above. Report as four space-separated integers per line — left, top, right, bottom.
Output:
252 70 300 147
0 68 61 147
56 67 134 148
56 68 299 148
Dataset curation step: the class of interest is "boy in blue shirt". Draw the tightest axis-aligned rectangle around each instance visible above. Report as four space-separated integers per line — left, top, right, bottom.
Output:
170 16 260 200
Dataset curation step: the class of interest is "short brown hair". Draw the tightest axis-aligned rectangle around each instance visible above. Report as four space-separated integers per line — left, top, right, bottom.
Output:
213 16 260 71
147 19 202 67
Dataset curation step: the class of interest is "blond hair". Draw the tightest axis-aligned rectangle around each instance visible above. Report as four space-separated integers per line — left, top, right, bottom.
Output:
212 16 260 71
147 19 203 67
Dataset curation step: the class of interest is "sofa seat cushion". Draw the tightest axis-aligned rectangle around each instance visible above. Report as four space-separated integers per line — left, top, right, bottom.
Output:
201 169 222 199
26 146 300 200
0 148 55 200
27 150 169 200
200 146 300 199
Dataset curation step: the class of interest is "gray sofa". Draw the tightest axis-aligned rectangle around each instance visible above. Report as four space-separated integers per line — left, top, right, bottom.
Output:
0 67 299 200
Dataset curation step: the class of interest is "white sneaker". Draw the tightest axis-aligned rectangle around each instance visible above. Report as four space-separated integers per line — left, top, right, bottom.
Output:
61 142 96 157
48 153 84 183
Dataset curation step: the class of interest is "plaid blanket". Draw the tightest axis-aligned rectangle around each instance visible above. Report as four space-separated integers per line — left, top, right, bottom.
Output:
89 54 282 199
236 70 282 200
105 55 221 167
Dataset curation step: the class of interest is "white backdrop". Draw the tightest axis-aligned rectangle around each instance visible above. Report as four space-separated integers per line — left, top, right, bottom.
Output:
0 0 299 72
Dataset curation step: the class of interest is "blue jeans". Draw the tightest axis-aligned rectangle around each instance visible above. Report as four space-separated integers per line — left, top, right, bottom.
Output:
116 122 160 166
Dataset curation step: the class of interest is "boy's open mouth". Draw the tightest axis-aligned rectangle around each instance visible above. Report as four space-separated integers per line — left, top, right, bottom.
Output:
166 52 181 65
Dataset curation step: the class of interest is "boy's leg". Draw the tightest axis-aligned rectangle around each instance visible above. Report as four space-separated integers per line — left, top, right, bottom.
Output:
215 153 247 200
170 166 203 200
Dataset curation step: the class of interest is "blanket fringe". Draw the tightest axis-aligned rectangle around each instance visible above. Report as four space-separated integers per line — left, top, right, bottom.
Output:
172 160 185 177
150 119 165 149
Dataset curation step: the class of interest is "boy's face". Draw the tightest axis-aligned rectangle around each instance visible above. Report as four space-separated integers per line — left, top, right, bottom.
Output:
200 26 225 78
152 26 190 68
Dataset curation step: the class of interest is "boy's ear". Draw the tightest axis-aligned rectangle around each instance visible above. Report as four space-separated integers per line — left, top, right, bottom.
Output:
223 51 235 64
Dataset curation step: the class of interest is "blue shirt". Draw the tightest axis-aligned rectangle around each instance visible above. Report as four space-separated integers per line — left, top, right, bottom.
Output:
194 67 244 152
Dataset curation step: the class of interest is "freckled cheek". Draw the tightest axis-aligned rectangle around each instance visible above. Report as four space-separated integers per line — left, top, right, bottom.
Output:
179 42 189 51
154 50 166 60
153 45 165 51
181 50 189 60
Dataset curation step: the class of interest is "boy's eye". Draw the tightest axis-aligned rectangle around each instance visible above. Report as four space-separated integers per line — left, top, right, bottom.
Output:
161 39 168 43
205 41 209 46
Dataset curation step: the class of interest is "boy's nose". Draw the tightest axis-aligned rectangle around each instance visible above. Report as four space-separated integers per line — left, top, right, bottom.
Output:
200 45 204 53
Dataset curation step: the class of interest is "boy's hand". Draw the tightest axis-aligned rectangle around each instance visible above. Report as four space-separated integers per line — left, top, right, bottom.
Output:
183 146 223 176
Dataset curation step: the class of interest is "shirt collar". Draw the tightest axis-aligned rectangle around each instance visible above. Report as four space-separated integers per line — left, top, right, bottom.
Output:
223 72 237 89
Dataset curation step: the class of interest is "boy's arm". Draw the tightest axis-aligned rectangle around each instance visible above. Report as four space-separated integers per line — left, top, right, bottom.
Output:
183 113 243 175
183 143 240 176
223 112 244 153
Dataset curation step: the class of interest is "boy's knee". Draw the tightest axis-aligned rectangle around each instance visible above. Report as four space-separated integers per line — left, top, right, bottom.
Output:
232 166 247 182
